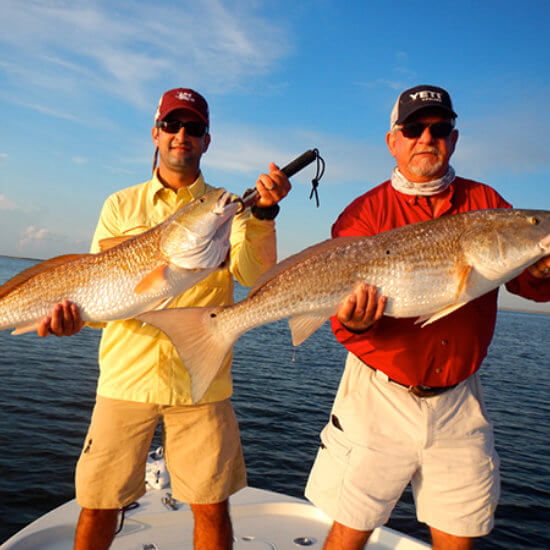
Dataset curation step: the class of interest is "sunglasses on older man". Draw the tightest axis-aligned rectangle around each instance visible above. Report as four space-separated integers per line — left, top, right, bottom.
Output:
399 121 454 139
156 119 208 137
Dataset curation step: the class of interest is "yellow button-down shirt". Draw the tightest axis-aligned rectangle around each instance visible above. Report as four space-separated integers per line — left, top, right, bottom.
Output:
89 171 276 405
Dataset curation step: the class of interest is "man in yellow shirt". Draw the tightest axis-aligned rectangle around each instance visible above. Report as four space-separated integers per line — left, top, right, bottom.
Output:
38 88 291 550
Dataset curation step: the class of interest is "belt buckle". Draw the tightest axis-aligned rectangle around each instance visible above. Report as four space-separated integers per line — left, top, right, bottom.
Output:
408 385 440 398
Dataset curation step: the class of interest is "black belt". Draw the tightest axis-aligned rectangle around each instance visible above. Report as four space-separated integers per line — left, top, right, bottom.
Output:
390 379 458 398
367 364 458 398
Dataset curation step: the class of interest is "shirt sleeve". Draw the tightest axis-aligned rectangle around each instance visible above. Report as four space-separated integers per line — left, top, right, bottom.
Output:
505 269 550 302
86 195 121 328
90 194 121 254
227 209 277 288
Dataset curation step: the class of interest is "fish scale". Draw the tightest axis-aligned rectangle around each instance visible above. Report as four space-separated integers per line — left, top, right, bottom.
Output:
0 188 240 333
0 231 165 325
220 224 461 327
137 208 550 403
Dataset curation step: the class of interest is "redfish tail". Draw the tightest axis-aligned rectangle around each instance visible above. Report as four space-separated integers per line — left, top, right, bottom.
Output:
136 307 235 404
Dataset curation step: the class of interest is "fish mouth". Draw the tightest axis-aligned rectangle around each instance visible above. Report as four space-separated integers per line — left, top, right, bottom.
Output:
213 191 241 216
540 233 550 251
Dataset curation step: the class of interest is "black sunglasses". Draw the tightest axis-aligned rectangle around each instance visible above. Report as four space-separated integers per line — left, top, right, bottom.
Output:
156 120 208 137
399 121 454 139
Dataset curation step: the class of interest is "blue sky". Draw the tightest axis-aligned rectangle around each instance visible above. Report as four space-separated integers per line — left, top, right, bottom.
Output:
1 0 549 311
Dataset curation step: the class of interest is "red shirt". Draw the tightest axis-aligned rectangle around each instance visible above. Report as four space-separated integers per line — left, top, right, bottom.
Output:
331 177 550 387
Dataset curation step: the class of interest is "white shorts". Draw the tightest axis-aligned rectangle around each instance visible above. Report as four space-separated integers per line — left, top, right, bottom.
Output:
305 354 500 537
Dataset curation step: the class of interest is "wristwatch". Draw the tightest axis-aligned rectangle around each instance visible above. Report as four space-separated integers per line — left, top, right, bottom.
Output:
251 203 280 220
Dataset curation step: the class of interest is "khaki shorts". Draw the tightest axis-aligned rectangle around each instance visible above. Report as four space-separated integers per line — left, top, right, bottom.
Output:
75 396 246 509
305 354 500 537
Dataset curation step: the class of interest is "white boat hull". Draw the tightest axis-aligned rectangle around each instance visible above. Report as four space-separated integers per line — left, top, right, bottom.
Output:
1 486 429 549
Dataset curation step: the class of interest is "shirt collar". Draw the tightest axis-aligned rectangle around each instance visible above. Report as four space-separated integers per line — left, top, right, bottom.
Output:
149 169 207 204
398 180 456 216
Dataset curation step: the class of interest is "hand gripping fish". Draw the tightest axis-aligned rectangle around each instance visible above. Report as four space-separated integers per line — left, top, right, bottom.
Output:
137 209 550 403
0 150 322 335
0 188 241 334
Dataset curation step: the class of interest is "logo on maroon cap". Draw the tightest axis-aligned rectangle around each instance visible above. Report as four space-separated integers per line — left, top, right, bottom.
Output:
154 88 209 126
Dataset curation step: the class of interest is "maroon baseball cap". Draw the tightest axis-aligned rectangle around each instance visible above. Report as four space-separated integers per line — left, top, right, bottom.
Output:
154 88 209 126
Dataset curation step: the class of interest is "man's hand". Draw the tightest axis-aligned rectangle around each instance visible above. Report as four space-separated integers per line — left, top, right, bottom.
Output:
37 300 84 338
255 162 291 208
337 283 387 333
528 255 550 279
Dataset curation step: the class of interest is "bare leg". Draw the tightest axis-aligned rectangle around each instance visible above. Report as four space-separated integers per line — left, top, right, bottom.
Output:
191 500 233 550
323 521 372 550
430 526 475 550
74 508 118 550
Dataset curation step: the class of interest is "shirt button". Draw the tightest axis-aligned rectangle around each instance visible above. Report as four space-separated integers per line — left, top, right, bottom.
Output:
441 340 448 346
435 368 441 373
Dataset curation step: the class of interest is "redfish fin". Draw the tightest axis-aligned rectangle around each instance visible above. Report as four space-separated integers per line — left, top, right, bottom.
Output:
136 307 235 404
289 313 331 346
417 302 468 327
151 297 175 311
0 254 90 299
11 322 40 335
98 236 133 251
134 265 170 294
454 264 473 301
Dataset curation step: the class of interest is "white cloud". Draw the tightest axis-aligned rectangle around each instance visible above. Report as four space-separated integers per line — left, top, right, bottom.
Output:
17 225 88 257
205 123 390 187
207 132 291 175
356 78 405 91
0 0 291 114
355 52 417 92
453 99 549 177
103 165 139 175
18 226 51 247
72 156 88 165
0 194 16 210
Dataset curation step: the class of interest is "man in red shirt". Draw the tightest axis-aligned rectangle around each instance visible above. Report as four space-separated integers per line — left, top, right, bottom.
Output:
305 85 550 550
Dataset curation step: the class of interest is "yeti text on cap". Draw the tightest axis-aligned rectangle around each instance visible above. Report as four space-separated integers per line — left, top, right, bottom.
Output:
409 90 443 103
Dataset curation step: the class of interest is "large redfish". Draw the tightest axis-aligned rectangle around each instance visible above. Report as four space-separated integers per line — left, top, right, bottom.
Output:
0 188 240 334
137 209 550 403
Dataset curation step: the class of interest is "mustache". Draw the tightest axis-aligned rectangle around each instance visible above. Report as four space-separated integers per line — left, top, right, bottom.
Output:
413 147 440 156
170 141 192 148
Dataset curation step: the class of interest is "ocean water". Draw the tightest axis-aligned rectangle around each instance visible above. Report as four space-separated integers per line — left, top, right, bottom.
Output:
0 255 548 548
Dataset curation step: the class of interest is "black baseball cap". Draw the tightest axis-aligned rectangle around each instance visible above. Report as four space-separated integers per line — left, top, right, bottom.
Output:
390 85 457 129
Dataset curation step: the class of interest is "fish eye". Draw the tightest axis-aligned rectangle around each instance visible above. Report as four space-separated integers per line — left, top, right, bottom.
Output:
528 216 540 225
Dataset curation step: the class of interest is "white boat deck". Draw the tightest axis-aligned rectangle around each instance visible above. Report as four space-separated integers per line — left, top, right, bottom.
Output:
1 486 429 549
